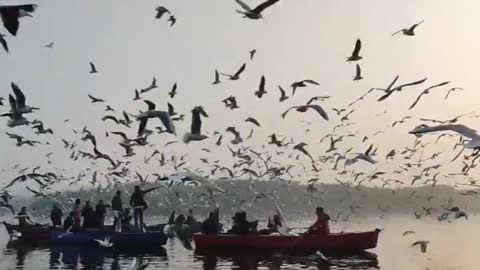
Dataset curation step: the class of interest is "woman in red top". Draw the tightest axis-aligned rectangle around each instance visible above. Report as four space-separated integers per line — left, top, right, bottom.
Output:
308 207 330 235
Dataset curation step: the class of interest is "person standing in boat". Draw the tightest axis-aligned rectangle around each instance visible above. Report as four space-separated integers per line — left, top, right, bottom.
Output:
111 190 123 232
72 199 82 228
130 185 157 231
307 207 330 235
16 207 33 226
94 200 109 228
81 201 95 229
50 204 63 228
63 211 75 231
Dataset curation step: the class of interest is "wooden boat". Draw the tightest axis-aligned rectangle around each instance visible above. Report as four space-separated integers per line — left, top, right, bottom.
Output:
51 230 167 248
3 222 62 241
193 229 380 252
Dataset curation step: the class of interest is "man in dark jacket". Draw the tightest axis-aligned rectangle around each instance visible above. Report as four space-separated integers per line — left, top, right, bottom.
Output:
111 190 123 231
50 204 63 228
63 212 75 231
94 200 108 228
81 201 94 228
130 185 156 231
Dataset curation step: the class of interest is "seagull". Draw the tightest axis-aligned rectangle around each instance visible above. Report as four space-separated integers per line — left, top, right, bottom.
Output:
221 63 246 80
6 132 40 147
137 100 176 137
212 70 221 85
226 127 243 144
293 142 314 162
245 117 261 127
409 124 480 149
353 64 363 81
94 148 117 167
234 0 280 20
95 236 113 248
155 6 170 19
377 77 427 102
88 94 104 103
0 4 36 36
9 82 39 114
249 49 256 60
409 81 450 110
134 89 141 100
169 83 177 98
402 231 416 236
44 42 54 48
278 86 288 102
411 240 429 253
32 121 53 134
183 106 209 143
444 87 464 99
168 15 176 27
254 75 267 98
346 145 377 165
0 33 8 52
291 79 319 96
105 105 114 111
393 20 424 36
89 62 98 73
282 104 329 121
347 39 362 62
140 77 157 93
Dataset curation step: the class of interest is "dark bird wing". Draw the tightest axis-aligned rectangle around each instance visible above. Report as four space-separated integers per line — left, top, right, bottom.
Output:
0 5 36 36
281 107 297 118
352 39 361 57
233 63 246 77
408 20 424 32
102 115 119 124
395 78 428 89
259 75 265 92
356 64 361 76
234 0 252 11
307 105 329 120
365 144 374 155
168 103 175 116
303 79 319 85
191 108 202 135
11 82 26 108
0 34 8 52
137 118 148 137
409 81 450 110
144 100 156 111
252 0 280 14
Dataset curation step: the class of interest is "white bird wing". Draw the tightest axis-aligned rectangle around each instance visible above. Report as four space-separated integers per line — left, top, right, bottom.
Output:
234 0 252 11
410 124 480 140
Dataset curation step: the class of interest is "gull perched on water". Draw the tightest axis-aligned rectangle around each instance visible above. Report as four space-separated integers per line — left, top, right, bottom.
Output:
0 4 36 36
234 0 280 20
409 124 480 149
393 20 424 36
183 106 208 143
347 39 362 62
94 236 113 248
411 240 429 253
137 100 176 137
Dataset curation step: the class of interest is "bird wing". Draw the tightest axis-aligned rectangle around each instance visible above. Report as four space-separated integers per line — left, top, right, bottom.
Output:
144 100 156 111
408 20 424 32
408 91 427 110
281 107 296 118
102 115 119 124
395 78 428 89
278 86 286 97
259 75 266 92
111 131 128 141
352 39 361 56
158 111 176 134
409 81 449 110
89 62 96 71
356 64 361 76
0 34 8 52
168 103 175 116
386 75 400 90
365 144 374 155
252 0 280 14
307 104 329 120
233 63 246 77
8 94 16 111
191 108 202 135
303 79 319 85
392 29 403 36
137 118 148 137
11 82 26 108
410 124 480 139
234 0 252 11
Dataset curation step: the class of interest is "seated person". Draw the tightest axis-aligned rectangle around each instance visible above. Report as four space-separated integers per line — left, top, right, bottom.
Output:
202 212 220 235
228 211 258 235
307 207 330 235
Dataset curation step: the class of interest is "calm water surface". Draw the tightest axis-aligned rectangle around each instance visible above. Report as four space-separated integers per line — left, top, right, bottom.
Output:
0 216 476 270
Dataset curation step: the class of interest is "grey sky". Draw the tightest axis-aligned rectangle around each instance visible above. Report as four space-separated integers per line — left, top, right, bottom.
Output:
1 0 479 194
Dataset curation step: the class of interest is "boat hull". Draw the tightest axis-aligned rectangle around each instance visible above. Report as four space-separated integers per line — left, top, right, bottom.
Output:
3 222 62 241
51 231 167 248
193 229 380 252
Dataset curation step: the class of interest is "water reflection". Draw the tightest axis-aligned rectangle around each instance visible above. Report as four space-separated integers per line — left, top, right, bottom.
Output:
195 249 379 270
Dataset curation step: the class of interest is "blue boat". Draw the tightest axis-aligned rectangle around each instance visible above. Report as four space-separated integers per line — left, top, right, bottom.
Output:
51 230 167 248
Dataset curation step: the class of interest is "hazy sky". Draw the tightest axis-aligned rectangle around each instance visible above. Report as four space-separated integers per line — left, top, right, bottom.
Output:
1 0 480 194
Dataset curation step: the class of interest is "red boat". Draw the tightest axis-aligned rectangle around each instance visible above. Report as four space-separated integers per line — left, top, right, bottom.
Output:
193 229 380 252
3 222 62 241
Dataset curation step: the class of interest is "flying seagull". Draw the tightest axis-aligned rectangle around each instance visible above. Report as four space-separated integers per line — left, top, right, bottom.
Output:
137 100 176 137
345 144 377 165
212 70 221 85
347 39 362 62
409 124 480 149
377 77 427 102
183 106 209 143
293 142 314 162
278 86 288 102
409 81 450 110
254 75 267 98
89 62 98 73
9 82 39 113
234 0 280 20
249 49 256 60
168 15 176 27
226 127 243 144
291 79 319 96
245 117 261 127
169 83 177 98
411 240 429 253
282 104 329 121
353 64 363 81
88 94 104 103
44 42 54 48
393 20 424 36
0 33 8 52
221 63 246 80
0 4 36 36
444 87 464 99
155 6 170 19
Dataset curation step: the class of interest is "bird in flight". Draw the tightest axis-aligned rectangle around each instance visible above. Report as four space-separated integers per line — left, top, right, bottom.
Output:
353 64 363 81
89 62 98 73
0 4 36 36
393 20 424 36
221 63 246 80
409 124 480 149
234 0 280 20
347 39 362 62
411 240 429 253
44 42 54 48
155 6 170 19
0 34 8 52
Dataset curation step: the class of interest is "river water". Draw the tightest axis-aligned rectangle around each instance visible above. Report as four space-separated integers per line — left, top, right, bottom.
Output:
0 215 475 270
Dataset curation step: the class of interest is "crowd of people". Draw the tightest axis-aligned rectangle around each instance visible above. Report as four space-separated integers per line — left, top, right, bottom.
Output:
15 186 331 237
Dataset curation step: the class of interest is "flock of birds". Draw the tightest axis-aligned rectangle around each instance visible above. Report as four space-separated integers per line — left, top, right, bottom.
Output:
0 0 478 261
